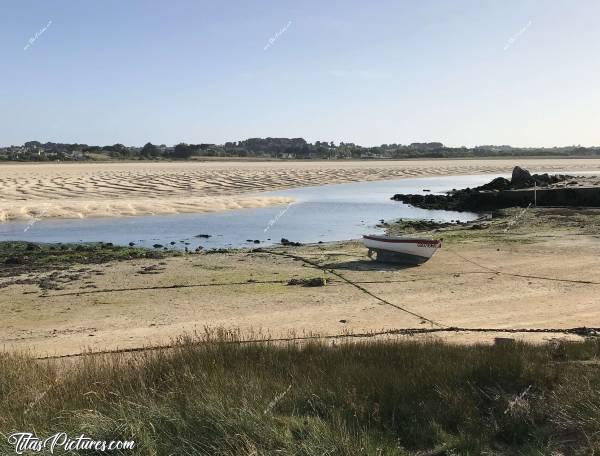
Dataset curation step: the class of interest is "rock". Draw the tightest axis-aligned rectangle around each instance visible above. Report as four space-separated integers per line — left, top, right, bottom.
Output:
128 242 136 247
281 238 302 247
153 244 163 249
511 166 533 188
4 256 23 265
478 177 511 191
195 234 211 238
287 277 327 287
494 337 515 346
253 240 261 244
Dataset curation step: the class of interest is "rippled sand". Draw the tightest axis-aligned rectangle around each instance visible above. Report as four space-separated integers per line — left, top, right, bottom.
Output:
1 159 600 221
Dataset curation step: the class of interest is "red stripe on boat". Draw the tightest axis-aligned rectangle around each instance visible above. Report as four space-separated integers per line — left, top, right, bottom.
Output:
363 236 441 246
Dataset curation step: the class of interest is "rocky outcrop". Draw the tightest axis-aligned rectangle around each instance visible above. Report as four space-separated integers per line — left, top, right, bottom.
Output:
510 166 571 189
511 166 532 188
391 167 591 211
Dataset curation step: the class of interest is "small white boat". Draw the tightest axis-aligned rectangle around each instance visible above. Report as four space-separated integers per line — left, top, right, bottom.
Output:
362 234 442 265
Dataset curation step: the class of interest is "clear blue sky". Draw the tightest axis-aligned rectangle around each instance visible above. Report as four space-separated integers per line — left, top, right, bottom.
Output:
1 0 599 147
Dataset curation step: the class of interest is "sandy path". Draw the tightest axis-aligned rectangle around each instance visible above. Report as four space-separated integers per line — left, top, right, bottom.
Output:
2 232 599 356
2 159 600 221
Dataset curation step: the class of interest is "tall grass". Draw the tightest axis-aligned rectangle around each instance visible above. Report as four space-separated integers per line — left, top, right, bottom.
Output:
2 333 600 455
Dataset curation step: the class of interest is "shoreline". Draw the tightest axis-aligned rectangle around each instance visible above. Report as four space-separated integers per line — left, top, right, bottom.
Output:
3 206 600 356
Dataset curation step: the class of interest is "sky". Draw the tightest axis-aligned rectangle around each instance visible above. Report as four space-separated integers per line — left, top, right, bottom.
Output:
1 0 599 148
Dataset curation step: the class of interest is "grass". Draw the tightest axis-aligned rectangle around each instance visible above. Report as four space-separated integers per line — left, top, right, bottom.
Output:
0 241 179 277
2 333 600 455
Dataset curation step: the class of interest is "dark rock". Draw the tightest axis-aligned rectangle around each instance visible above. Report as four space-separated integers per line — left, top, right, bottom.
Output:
469 224 486 230
128 242 136 247
281 238 302 247
4 256 23 265
511 166 533 188
195 234 211 238
287 277 327 287
478 177 511 191
391 167 577 212
153 244 163 249
494 337 515 346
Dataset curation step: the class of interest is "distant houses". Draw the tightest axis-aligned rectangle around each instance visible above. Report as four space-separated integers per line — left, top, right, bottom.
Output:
1 139 600 162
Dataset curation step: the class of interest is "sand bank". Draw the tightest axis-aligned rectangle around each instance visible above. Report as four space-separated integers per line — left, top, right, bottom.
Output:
0 196 293 221
2 159 600 220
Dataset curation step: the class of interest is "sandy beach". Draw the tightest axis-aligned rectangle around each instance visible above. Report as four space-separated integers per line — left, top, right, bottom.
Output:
2 207 600 357
2 160 600 356
2 159 600 221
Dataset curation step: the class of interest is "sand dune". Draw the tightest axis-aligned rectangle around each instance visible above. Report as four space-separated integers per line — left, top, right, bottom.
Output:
1 159 600 221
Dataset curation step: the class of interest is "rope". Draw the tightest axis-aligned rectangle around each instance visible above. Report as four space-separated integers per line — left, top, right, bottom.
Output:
35 325 600 361
445 247 600 285
255 249 448 328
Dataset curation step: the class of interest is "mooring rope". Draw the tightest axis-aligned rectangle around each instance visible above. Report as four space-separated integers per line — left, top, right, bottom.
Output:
256 249 448 328
444 246 600 285
35 325 600 361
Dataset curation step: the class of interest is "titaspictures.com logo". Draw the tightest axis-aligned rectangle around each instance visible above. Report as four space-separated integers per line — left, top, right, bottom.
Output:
7 432 135 454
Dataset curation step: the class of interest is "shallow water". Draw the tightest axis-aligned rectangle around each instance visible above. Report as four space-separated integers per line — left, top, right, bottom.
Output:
0 174 499 250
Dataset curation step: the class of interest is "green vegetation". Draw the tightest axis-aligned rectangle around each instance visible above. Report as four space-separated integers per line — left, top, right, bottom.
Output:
3 139 600 161
1 335 600 454
0 241 177 277
385 208 600 245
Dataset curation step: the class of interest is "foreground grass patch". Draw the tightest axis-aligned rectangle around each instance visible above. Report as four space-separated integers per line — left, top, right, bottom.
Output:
2 335 600 454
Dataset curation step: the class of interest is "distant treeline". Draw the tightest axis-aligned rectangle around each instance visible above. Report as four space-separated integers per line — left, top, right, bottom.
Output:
2 139 600 161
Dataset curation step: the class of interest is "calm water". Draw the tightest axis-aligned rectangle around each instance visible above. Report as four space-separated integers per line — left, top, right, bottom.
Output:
0 174 496 250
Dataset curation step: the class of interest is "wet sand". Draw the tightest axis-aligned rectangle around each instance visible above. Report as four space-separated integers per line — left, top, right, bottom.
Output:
2 159 600 221
2 208 600 356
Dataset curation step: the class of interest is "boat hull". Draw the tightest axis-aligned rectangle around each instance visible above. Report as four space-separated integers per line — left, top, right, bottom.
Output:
362 235 441 265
